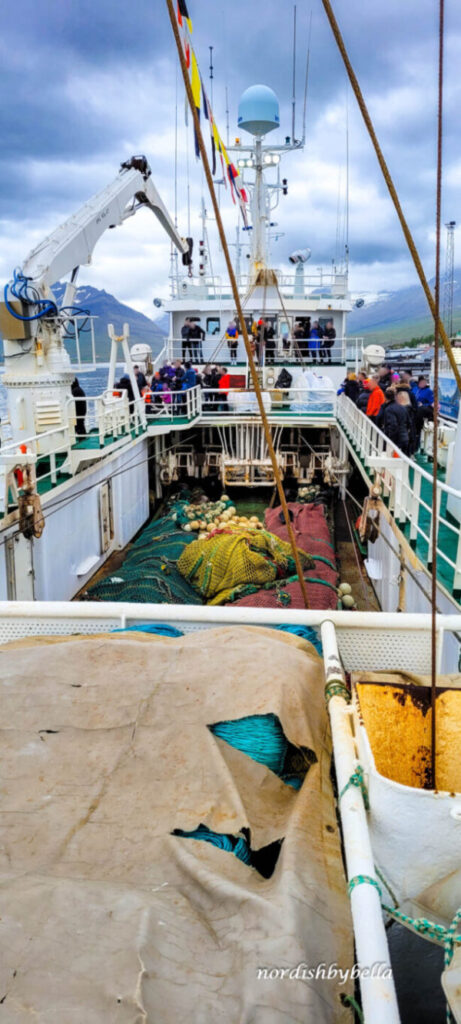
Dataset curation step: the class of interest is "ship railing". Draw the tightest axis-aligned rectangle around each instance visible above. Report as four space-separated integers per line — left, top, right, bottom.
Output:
66 392 133 447
171 269 349 300
337 393 461 594
0 425 75 511
163 337 362 367
144 385 202 423
200 387 336 419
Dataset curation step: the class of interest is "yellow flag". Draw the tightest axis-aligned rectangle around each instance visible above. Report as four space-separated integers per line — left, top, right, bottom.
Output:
191 50 201 111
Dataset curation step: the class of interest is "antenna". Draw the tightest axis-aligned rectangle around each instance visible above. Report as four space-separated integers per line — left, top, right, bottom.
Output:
443 221 456 338
224 86 229 147
345 83 349 269
301 10 312 144
225 85 230 147
209 45 214 106
291 5 297 142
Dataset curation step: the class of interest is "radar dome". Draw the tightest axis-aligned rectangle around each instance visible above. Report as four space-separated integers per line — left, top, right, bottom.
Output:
238 85 280 136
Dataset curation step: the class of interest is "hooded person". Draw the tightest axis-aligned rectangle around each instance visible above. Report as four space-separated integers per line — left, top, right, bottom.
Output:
366 377 385 421
343 373 360 403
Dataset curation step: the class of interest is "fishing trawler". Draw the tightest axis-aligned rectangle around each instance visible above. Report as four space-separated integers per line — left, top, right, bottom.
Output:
0 3 460 1022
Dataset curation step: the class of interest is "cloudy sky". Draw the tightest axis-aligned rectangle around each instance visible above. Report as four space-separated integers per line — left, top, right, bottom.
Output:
1 0 460 319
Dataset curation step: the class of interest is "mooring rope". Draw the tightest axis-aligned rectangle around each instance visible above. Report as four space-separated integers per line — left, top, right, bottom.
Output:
166 0 310 607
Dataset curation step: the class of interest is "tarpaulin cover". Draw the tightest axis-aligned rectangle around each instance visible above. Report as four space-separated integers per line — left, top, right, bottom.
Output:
233 503 338 610
0 627 352 1022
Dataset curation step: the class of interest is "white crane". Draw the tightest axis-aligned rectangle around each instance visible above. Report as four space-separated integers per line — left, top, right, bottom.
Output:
0 156 190 443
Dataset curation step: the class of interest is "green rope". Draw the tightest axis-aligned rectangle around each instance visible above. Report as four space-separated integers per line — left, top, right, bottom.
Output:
342 993 365 1023
374 865 399 908
382 902 461 960
311 553 337 571
348 874 381 896
340 765 370 810
324 680 350 703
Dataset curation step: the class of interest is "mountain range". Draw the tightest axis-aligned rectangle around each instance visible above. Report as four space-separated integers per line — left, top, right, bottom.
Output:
348 270 461 345
0 283 168 363
2 274 460 360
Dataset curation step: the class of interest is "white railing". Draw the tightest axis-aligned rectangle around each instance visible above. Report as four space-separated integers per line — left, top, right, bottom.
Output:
337 393 461 594
163 337 362 367
200 387 336 418
171 269 349 300
144 385 202 422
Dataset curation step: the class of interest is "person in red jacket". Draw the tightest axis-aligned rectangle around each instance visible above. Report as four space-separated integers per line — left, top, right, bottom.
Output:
366 376 385 421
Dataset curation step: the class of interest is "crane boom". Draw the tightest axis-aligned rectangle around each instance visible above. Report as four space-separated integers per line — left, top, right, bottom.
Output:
22 157 189 292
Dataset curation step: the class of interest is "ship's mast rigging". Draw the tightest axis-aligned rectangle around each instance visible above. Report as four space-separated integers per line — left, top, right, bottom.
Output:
443 220 456 338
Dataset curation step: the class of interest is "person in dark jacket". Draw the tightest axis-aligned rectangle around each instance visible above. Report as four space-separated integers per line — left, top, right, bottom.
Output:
133 365 147 390
397 374 418 411
377 364 393 391
356 379 370 412
381 388 410 454
71 378 87 436
188 320 205 361
320 320 336 364
264 320 276 365
396 390 417 454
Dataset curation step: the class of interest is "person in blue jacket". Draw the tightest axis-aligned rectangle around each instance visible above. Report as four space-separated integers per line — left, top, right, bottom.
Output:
414 375 434 450
308 321 323 364
181 362 197 389
414 376 434 406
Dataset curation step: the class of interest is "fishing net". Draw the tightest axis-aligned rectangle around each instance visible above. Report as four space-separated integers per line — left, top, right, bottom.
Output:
86 509 203 605
232 503 338 611
177 525 314 605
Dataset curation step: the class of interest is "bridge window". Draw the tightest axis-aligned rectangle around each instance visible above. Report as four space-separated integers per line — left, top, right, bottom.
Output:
207 317 220 335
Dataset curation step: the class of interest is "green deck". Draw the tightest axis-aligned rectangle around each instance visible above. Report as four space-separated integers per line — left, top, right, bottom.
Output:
341 425 459 602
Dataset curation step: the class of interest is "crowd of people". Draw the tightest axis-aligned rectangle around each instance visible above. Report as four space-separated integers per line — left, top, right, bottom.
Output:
338 363 434 455
180 316 337 366
115 361 235 414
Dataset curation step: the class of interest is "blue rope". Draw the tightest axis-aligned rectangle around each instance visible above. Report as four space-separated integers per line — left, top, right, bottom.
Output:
210 713 288 775
174 824 252 864
111 623 183 637
210 713 308 790
275 624 322 654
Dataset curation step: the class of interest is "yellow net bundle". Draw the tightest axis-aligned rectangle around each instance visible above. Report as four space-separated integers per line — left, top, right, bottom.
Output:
177 526 314 605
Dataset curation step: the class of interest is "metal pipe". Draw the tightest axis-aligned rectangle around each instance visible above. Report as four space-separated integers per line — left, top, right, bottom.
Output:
1 601 461 631
321 620 400 1024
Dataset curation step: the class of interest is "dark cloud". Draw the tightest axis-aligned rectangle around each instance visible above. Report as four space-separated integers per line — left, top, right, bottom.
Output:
1 0 460 302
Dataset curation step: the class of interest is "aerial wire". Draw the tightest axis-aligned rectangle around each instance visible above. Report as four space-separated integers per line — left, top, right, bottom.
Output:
301 10 312 144
291 5 297 142
165 0 311 607
319 0 461 393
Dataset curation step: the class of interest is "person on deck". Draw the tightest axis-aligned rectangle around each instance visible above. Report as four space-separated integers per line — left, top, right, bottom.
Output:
181 318 193 361
377 364 393 391
225 322 239 366
397 373 418 411
366 377 385 421
264 320 276 365
181 362 197 389
308 321 323 364
380 388 410 454
413 375 434 449
133 365 147 390
321 320 336 364
343 373 360 403
71 378 87 436
189 320 205 361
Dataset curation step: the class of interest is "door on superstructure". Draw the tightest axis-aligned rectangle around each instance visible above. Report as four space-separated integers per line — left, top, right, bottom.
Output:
5 534 35 600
